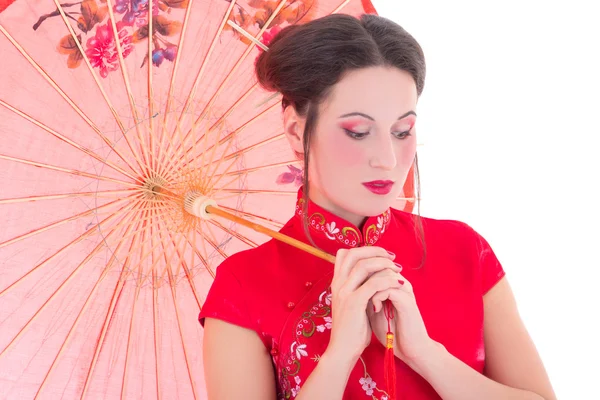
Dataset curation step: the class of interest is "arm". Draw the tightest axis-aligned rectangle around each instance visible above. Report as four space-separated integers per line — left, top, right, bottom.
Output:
408 277 557 400
295 348 356 400
203 318 276 400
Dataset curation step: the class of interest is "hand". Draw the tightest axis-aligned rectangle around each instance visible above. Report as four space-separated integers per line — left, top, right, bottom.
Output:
367 270 440 369
327 247 404 365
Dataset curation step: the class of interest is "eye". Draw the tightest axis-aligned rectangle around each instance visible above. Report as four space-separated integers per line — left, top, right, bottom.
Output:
392 130 412 140
343 129 369 140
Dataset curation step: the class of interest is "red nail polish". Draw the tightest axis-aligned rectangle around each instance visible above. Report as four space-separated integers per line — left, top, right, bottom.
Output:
398 280 405 285
373 304 377 312
394 262 403 270
387 251 395 258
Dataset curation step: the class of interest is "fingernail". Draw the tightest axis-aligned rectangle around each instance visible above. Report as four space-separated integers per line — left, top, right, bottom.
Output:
373 304 377 312
387 251 395 258
398 280 405 285
394 262 403 270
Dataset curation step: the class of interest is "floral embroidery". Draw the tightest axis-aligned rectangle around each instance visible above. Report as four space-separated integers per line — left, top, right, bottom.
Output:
295 197 391 248
325 221 340 240
278 289 331 399
360 376 377 396
291 342 308 359
316 316 331 332
287 375 302 398
278 287 394 400
319 290 331 306
357 357 391 400
363 209 391 245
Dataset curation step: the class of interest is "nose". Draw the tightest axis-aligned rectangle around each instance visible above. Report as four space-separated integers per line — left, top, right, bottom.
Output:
368 134 397 171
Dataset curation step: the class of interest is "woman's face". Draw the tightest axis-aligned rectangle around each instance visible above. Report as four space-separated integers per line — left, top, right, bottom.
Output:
291 66 419 227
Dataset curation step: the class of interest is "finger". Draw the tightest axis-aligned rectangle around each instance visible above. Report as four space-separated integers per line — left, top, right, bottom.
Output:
369 272 403 313
395 272 413 292
354 271 404 307
342 258 402 293
371 288 404 313
333 246 394 285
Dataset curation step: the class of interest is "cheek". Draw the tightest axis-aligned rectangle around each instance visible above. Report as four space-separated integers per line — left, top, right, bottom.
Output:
396 140 417 166
323 135 365 166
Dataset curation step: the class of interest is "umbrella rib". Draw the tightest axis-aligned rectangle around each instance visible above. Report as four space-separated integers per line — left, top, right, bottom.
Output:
160 220 204 300
197 220 213 281
185 87 279 160
120 265 145 399
119 207 157 399
104 0 153 175
165 262 200 400
187 0 287 129
206 133 285 165
217 205 285 229
214 188 298 196
156 0 197 152
201 123 237 190
79 203 151 399
207 218 258 248
168 94 277 180
156 223 187 286
166 83 259 177
214 189 418 202
211 160 302 182
0 199 140 361
0 22 141 177
51 0 149 174
147 0 155 173
156 0 238 174
183 225 210 301
333 0 351 13
156 223 201 398
0 194 139 251
165 0 287 168
167 219 190 281
0 153 137 188
199 222 229 260
152 268 161 400
34 202 143 399
0 189 137 205
0 100 140 182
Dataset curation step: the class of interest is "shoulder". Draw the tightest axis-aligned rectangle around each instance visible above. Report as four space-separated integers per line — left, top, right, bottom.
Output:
215 237 280 283
389 207 479 242
213 218 298 288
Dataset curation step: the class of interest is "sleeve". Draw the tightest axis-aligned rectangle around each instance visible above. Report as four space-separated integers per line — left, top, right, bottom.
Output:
470 226 506 296
198 261 257 332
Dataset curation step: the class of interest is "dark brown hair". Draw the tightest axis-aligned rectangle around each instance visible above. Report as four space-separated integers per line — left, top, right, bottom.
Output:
255 13 427 268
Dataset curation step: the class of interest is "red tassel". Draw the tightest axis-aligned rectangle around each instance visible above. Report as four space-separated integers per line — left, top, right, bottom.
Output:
384 301 396 400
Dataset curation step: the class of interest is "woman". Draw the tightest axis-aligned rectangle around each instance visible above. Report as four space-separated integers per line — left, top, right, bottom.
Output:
200 13 556 400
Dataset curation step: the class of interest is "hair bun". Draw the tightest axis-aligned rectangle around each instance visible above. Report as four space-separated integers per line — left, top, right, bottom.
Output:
254 24 299 94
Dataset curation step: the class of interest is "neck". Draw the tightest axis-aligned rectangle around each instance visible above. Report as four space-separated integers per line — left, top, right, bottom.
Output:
306 187 365 228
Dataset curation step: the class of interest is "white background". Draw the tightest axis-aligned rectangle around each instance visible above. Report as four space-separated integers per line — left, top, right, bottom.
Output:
373 1 600 398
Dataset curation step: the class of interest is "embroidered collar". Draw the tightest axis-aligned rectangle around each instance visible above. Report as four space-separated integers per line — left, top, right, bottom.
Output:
292 187 392 255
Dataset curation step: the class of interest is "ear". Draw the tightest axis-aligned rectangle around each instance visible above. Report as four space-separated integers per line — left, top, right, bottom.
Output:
282 105 305 155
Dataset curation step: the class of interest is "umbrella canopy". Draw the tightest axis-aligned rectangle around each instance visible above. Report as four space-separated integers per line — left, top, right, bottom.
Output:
0 0 416 398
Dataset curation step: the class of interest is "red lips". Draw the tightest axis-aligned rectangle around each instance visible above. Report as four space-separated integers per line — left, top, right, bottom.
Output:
362 180 394 195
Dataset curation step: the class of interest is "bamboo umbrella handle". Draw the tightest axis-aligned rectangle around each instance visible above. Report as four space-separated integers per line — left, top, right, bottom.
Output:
182 191 336 264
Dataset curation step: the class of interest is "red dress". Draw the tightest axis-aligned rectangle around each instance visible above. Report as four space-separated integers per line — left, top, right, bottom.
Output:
199 188 506 399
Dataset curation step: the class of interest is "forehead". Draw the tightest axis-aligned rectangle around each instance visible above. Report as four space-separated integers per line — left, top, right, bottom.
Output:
322 66 418 118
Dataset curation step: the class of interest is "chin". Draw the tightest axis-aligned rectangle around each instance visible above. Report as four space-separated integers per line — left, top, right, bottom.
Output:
352 195 393 217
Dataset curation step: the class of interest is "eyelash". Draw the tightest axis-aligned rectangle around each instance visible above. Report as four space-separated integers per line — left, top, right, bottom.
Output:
343 129 412 140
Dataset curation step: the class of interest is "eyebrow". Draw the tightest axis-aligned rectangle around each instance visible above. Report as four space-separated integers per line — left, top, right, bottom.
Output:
339 111 417 120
